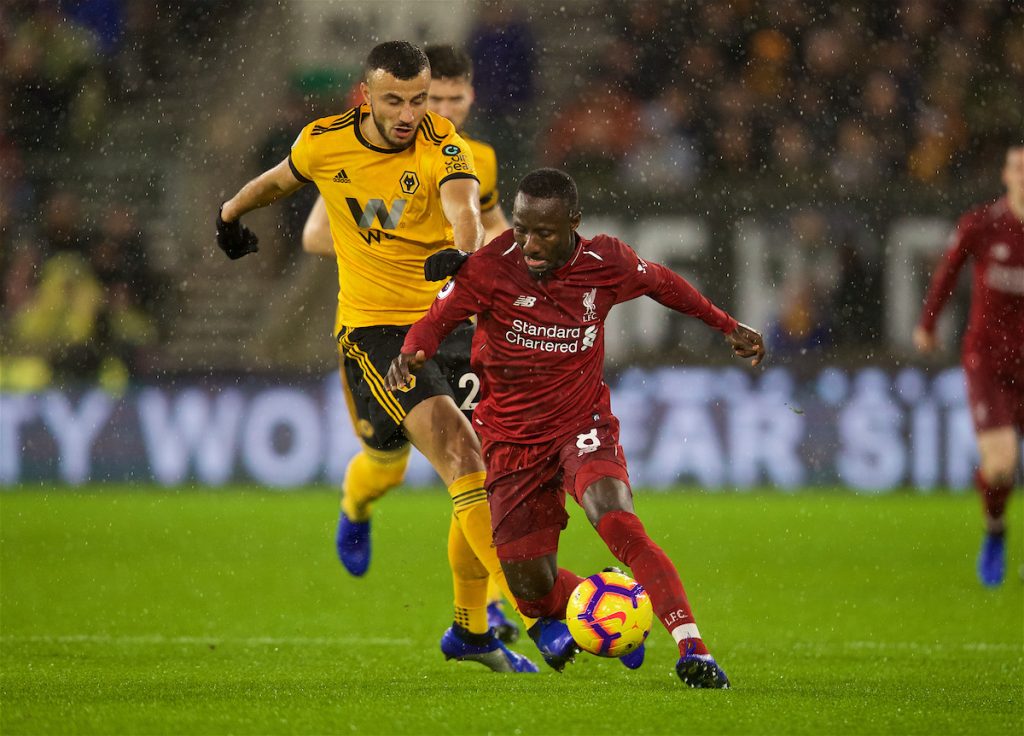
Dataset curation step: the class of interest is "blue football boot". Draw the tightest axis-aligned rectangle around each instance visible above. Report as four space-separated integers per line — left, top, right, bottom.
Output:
440 625 539 673
619 643 645 669
335 510 371 577
528 617 580 672
487 602 520 644
977 531 1006 587
676 643 730 689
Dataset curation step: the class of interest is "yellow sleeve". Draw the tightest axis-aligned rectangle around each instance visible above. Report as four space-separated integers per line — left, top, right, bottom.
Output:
434 131 479 191
288 123 315 183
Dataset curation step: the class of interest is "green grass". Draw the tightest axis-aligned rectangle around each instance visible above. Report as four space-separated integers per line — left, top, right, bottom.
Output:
1 487 1021 735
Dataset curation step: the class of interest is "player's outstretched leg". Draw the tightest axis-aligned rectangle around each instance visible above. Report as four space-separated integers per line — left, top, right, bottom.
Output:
336 447 409 576
443 516 538 673
512 566 583 672
596 509 729 688
440 625 539 673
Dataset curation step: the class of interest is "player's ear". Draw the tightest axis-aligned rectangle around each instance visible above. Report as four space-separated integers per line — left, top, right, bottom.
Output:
569 209 582 231
467 84 476 105
360 81 371 106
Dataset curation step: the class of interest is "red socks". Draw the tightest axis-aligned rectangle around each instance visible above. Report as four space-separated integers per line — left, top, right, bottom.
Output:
596 510 708 657
516 568 583 619
975 469 1012 522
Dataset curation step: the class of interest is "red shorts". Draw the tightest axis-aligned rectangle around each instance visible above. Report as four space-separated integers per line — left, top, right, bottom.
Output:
481 416 630 561
963 351 1024 433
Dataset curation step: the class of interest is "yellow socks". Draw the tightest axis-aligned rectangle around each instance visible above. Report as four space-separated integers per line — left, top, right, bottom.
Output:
486 577 503 607
448 514 489 634
340 447 410 522
448 472 536 630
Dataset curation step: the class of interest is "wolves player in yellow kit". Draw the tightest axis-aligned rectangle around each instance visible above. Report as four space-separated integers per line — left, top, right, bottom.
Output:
216 42 537 673
302 45 519 643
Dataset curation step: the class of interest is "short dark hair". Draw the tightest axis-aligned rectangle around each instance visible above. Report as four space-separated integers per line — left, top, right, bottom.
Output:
365 41 430 80
424 44 473 80
516 168 580 213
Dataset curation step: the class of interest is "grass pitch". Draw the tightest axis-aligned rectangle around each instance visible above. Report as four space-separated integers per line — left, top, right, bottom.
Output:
1 487 1021 735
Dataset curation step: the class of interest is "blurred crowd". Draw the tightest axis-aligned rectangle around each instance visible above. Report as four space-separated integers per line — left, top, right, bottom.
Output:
540 0 1023 196
1 0 240 390
2 0 1021 386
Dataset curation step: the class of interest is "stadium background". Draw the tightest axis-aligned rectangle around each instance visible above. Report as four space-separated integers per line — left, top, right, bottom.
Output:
3 0 1022 490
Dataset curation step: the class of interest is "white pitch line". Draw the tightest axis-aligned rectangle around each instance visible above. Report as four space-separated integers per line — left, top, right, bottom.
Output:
727 640 1022 654
0 634 413 647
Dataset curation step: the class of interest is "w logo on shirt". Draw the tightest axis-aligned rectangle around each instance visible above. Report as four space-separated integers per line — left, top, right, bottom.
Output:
346 197 407 229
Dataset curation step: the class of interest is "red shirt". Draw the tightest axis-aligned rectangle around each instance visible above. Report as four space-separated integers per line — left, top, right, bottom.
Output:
919 197 1024 369
403 231 738 443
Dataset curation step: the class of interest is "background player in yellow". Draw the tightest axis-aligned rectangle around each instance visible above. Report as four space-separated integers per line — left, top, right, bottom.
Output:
302 44 519 644
215 41 536 673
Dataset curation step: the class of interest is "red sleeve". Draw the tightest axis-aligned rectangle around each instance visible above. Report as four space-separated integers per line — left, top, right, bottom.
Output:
918 213 976 332
613 242 738 334
402 257 490 359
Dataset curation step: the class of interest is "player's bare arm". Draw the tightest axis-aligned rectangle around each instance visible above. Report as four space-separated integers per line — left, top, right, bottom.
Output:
216 157 306 260
385 350 427 393
222 157 305 222
424 178 484 280
301 196 334 257
482 204 510 244
441 177 484 252
725 323 766 366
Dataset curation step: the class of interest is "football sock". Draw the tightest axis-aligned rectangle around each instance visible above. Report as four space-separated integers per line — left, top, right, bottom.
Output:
340 447 410 522
451 623 493 647
448 472 537 630
596 510 709 657
448 514 490 635
515 568 583 619
486 577 503 606
975 469 1012 528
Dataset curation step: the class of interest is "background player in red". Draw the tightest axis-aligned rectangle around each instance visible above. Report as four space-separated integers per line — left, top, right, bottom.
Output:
914 143 1024 586
386 168 765 688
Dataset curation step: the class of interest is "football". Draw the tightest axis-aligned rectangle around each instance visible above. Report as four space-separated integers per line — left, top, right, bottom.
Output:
565 570 653 657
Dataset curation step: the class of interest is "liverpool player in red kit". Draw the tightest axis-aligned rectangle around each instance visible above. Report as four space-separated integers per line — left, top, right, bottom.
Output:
914 144 1024 586
386 169 765 687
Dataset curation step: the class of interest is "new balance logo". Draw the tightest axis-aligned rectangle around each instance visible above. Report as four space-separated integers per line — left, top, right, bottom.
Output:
346 197 407 230
513 295 536 308
332 169 351 183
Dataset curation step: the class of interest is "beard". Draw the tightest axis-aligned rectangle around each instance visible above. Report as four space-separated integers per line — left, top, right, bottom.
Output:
372 111 415 151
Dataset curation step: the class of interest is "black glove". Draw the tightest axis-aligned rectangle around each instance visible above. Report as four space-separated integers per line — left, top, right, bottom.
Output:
216 206 259 260
424 248 470 281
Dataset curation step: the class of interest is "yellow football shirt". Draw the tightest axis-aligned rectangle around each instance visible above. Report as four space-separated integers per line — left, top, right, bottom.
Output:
289 105 479 330
461 133 499 213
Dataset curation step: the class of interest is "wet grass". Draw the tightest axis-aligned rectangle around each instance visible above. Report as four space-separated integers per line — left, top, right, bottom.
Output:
1 487 1021 734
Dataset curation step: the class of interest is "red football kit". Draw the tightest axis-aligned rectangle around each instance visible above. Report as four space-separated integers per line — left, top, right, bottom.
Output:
403 230 737 553
919 197 1024 431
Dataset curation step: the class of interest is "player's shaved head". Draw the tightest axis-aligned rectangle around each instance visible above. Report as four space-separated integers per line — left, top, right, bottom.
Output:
365 41 430 80
425 45 473 81
516 168 580 215
512 169 583 278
